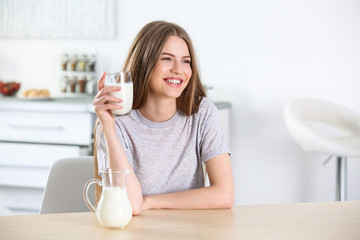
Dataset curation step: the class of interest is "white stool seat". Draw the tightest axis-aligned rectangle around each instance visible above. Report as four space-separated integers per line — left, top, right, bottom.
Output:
284 98 360 201
284 98 360 156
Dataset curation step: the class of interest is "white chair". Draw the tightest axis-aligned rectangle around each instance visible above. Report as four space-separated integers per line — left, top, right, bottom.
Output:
40 156 95 214
284 98 360 201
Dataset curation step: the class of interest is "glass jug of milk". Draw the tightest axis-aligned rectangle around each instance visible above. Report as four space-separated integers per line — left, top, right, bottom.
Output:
83 169 132 228
104 71 133 116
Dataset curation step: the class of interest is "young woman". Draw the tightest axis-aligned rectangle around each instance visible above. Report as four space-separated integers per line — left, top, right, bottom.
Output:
93 21 234 215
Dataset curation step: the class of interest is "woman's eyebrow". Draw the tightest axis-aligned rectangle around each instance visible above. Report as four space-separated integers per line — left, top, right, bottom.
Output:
162 52 191 58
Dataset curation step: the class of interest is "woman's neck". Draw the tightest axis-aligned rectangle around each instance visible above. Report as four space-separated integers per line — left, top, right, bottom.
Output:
139 96 177 122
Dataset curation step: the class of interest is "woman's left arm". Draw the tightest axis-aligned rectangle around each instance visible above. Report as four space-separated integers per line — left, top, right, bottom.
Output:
142 153 234 209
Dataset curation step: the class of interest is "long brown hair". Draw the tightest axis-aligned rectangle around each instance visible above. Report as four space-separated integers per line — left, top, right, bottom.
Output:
94 21 206 202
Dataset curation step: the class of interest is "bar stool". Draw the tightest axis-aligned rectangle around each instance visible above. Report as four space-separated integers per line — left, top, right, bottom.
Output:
284 98 360 201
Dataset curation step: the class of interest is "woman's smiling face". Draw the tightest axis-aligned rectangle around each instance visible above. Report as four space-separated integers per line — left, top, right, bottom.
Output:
148 35 192 100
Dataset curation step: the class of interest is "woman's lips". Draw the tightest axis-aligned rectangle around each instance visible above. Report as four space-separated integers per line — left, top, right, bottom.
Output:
163 78 183 88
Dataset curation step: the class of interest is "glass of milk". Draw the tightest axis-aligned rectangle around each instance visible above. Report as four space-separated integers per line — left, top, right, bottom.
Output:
104 71 133 115
83 169 132 229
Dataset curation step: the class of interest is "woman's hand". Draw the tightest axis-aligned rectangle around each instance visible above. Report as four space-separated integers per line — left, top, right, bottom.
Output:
93 72 123 129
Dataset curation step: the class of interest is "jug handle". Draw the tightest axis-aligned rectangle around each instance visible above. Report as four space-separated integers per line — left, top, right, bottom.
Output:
83 179 102 213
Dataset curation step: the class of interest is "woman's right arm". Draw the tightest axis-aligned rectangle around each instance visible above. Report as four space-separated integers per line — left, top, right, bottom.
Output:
93 72 143 215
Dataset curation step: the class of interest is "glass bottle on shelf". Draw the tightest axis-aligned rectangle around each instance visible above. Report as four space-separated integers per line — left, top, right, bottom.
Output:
77 54 87 72
88 74 96 95
61 54 69 71
69 76 77 93
70 54 78 71
87 55 96 72
60 76 68 93
78 75 87 93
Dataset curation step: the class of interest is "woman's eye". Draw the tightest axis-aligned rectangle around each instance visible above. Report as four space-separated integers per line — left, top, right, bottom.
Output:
162 57 172 61
183 59 191 64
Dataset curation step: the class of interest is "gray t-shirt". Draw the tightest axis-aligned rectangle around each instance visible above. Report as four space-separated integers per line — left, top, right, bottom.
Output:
97 97 230 196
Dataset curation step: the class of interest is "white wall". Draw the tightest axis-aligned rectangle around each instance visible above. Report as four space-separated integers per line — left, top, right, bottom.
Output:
1 0 359 205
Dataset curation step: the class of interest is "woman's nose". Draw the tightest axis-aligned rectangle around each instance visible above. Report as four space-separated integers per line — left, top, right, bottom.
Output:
170 60 182 74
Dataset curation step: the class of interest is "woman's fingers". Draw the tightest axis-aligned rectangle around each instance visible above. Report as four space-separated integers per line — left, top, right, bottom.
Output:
94 103 122 118
94 94 123 105
97 72 107 91
93 92 123 118
94 74 123 119
95 85 122 100
94 103 122 113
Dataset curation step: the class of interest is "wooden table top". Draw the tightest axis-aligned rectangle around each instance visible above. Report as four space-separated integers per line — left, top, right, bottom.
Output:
1 201 359 240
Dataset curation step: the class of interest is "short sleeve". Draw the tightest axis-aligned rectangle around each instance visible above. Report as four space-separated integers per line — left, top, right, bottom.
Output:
198 99 231 163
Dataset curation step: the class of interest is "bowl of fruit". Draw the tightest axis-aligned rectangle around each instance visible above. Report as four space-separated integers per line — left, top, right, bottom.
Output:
0 81 21 96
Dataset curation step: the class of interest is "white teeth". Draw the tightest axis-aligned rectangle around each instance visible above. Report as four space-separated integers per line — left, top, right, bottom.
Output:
167 79 181 84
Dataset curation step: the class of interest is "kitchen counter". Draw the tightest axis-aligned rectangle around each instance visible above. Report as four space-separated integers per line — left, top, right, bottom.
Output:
214 101 231 110
0 96 94 112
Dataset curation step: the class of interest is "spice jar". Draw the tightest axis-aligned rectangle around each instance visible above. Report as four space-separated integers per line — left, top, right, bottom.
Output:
70 54 78 71
86 74 95 94
60 76 68 93
78 76 87 93
87 55 96 72
69 76 77 93
77 54 87 72
61 54 69 71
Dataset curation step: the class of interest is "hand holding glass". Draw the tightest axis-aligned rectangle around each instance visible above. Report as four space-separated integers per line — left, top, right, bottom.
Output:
104 71 133 116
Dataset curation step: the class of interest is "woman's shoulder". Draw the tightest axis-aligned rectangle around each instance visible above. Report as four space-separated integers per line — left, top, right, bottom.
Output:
192 97 218 120
198 97 217 113
114 110 137 125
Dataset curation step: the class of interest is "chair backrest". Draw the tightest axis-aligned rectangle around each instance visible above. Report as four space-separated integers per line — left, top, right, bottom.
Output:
40 156 95 214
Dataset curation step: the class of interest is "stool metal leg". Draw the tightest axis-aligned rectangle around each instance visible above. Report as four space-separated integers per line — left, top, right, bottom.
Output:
336 156 347 201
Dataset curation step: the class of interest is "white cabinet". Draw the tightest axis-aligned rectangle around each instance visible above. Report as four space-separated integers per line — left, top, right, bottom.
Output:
0 111 92 145
0 143 83 188
0 98 95 215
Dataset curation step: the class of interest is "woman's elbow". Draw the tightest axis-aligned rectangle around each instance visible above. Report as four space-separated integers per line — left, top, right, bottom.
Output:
132 205 142 216
217 187 234 209
221 193 234 209
132 201 143 216
132 209 141 216
224 196 234 209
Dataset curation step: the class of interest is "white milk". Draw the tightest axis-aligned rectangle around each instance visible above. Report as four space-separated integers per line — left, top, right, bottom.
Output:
105 82 133 115
96 187 132 228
